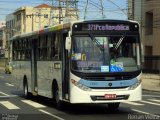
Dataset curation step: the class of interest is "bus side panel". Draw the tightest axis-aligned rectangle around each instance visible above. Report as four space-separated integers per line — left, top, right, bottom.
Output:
37 61 62 99
12 61 31 92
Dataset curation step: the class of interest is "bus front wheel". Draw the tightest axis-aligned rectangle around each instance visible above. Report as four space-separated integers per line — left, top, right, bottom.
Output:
23 79 30 98
55 88 63 110
107 103 120 111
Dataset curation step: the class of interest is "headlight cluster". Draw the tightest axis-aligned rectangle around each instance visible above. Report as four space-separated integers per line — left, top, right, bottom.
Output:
71 79 92 91
128 79 141 90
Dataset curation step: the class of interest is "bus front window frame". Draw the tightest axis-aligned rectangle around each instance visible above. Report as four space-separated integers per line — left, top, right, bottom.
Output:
70 34 141 73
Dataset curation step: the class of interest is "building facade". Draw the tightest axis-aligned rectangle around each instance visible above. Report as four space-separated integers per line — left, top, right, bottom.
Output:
5 3 78 61
0 27 6 49
0 27 6 58
6 4 78 36
128 0 160 72
0 27 6 67
0 21 6 50
0 21 6 58
0 21 6 28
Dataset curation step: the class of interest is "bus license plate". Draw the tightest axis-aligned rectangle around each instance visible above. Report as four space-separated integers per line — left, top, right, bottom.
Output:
104 94 116 99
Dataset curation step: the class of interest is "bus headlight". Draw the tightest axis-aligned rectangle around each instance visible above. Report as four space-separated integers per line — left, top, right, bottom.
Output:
129 79 141 90
71 79 92 91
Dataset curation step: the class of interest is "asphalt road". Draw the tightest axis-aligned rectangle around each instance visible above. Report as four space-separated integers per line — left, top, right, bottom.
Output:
0 73 160 120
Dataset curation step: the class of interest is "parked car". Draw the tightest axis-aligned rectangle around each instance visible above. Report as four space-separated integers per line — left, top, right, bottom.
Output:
5 62 12 74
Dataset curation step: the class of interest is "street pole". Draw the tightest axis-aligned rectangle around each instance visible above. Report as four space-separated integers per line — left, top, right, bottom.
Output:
159 56 160 86
32 13 34 31
84 0 89 20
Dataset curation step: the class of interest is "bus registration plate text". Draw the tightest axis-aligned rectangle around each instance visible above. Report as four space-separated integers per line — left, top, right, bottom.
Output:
104 94 116 99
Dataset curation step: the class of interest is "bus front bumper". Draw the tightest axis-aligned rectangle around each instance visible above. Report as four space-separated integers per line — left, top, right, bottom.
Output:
69 84 142 104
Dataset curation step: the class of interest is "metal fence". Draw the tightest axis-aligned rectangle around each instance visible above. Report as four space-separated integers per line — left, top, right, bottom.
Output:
142 56 160 74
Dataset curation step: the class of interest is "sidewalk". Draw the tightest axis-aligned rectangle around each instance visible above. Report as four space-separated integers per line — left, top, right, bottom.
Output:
0 67 4 74
142 73 160 92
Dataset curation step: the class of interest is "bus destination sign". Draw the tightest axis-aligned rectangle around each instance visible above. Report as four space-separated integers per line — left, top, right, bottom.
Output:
73 22 139 32
87 24 130 31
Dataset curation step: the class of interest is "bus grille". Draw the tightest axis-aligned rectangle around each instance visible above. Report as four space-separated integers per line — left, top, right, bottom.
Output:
91 95 129 101
85 75 134 81
90 86 129 89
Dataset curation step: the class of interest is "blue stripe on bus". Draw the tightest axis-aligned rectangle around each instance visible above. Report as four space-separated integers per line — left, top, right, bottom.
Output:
78 78 138 88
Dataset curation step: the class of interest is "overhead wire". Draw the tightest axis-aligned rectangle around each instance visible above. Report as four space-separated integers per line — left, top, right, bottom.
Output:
0 0 128 20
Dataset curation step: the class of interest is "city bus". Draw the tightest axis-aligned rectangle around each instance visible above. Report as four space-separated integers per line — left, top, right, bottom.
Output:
11 20 142 110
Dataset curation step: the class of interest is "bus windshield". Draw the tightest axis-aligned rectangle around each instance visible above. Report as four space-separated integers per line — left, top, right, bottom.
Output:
71 35 140 73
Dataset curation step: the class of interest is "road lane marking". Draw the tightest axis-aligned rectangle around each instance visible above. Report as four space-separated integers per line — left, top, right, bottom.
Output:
123 101 144 106
140 100 160 106
39 109 65 120
148 99 160 103
22 100 46 108
142 95 160 98
0 95 18 98
0 101 20 110
5 83 14 87
0 91 9 96
132 109 160 118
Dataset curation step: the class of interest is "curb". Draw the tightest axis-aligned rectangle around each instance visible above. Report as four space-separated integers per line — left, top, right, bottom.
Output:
142 88 160 92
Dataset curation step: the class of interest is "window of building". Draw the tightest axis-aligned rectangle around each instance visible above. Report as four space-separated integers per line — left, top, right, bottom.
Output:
145 46 153 56
145 11 153 35
0 30 2 36
16 14 21 21
6 22 9 28
0 41 2 47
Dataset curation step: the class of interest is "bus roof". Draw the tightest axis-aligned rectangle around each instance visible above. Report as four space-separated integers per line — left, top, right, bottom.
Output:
11 22 71 40
78 19 138 24
11 19 139 40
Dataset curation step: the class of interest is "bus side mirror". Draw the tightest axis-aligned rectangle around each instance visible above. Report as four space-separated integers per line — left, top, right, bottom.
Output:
65 37 71 50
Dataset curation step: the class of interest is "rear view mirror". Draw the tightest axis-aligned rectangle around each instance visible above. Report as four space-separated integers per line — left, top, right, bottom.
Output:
65 37 71 50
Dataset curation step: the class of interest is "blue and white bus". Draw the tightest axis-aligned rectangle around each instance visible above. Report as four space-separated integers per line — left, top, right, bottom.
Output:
11 20 142 110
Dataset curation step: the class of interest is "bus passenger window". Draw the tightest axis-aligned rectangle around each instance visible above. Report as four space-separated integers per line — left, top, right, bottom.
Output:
51 34 56 59
51 34 60 60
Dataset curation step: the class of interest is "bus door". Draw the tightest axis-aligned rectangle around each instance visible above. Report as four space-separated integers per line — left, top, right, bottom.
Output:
62 32 70 100
31 38 38 95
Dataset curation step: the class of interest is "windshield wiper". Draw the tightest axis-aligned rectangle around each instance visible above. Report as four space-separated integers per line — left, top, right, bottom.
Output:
88 33 104 51
114 35 125 50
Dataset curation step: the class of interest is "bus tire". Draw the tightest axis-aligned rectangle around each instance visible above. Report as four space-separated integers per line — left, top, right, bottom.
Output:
23 78 30 98
108 103 120 111
55 87 63 110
